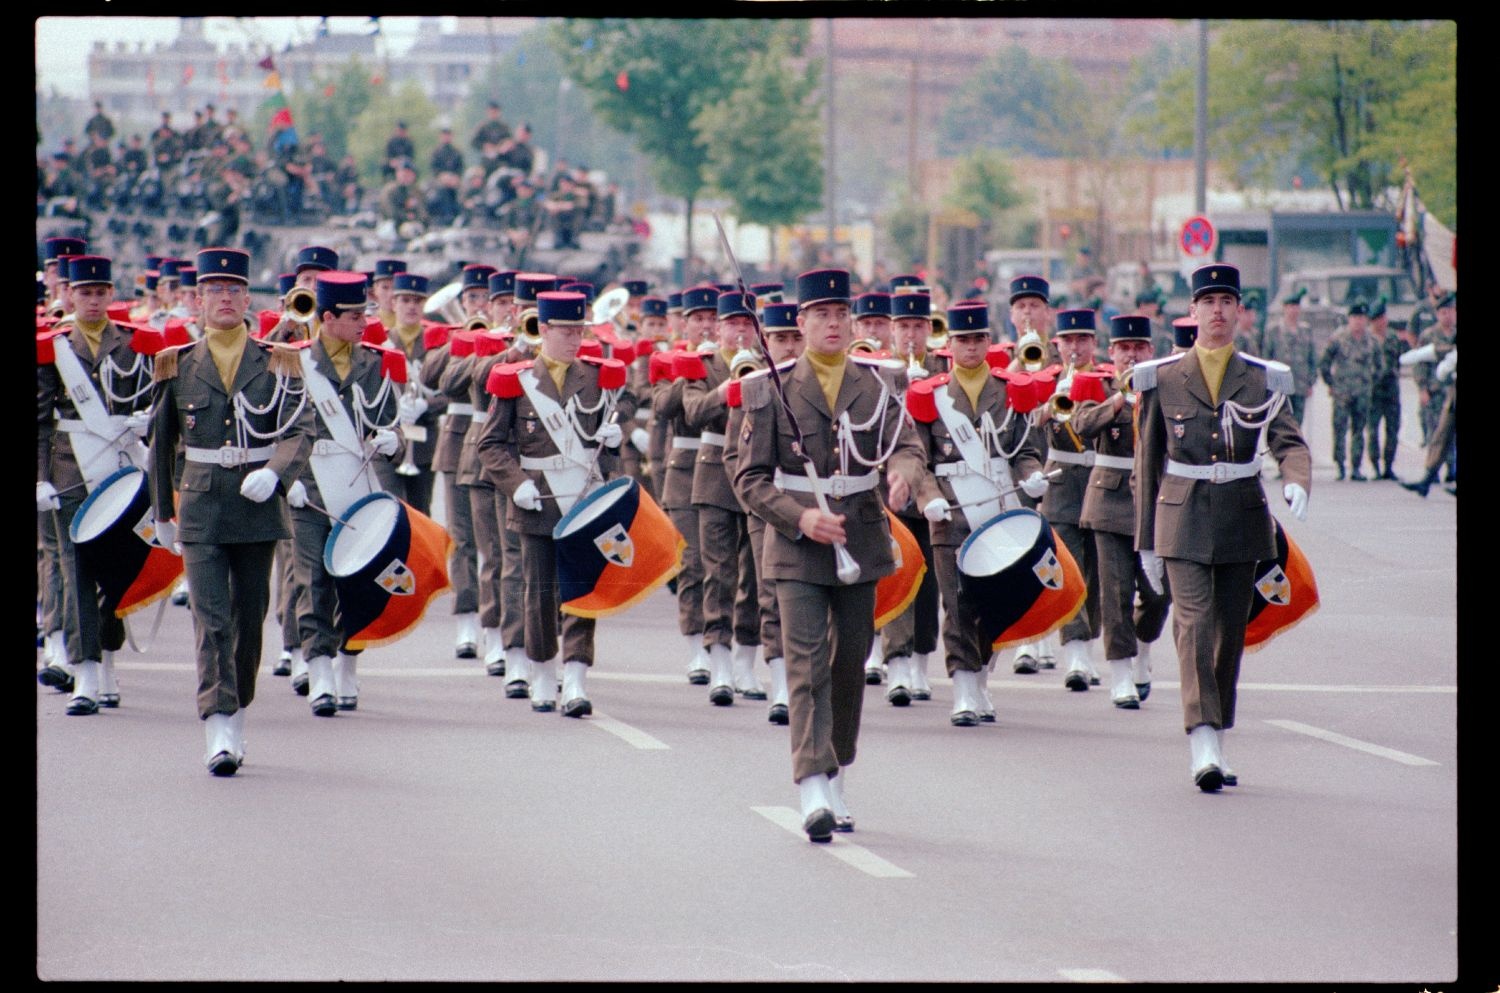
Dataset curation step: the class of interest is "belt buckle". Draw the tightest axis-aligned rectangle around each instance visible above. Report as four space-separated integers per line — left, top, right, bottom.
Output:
1211 462 1230 483
218 446 243 469
828 475 849 500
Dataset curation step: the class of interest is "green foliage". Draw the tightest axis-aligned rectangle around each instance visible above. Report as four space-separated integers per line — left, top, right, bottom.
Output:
345 82 442 185
945 149 1026 223
694 37 824 229
883 201 930 270
288 56 379 162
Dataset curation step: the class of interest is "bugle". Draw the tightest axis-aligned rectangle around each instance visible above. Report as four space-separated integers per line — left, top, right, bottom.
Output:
285 286 318 324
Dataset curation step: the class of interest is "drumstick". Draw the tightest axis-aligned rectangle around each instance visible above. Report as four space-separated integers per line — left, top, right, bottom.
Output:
946 468 1063 510
297 498 357 529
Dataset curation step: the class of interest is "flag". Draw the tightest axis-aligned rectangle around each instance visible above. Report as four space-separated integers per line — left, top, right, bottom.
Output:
616 69 629 92
263 70 282 90
257 54 276 72
270 107 294 132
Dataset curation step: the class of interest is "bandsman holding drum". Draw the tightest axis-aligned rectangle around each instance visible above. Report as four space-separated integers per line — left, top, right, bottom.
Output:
477 290 637 718
908 303 1048 727
147 247 315 776
732 268 938 842
1067 315 1171 710
1134 263 1311 791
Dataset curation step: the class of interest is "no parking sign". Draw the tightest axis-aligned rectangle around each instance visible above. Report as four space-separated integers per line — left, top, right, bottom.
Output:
1180 215 1216 258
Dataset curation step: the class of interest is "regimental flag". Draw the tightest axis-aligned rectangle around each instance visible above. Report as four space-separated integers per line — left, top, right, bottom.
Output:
956 508 1086 650
874 509 926 630
325 493 452 650
69 467 184 618
1245 517 1319 652
554 478 684 619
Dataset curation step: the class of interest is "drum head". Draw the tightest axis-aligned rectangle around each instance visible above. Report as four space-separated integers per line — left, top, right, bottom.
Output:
326 493 401 577
555 478 633 539
958 510 1043 578
71 467 145 544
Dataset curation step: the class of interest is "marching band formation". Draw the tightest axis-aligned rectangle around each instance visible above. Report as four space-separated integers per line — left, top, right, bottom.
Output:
38 233 1318 842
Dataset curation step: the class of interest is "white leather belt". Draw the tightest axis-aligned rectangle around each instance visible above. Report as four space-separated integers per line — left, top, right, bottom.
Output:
54 415 130 434
1092 454 1135 471
1048 449 1095 467
1165 457 1262 483
634 408 651 423
184 445 275 467
672 437 701 450
520 454 579 471
311 439 349 456
448 403 475 417
773 469 879 500
700 431 727 447
470 410 488 424
934 461 988 478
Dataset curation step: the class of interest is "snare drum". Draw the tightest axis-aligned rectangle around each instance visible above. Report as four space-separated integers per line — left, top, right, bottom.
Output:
956 508 1086 650
323 492 452 650
68 465 184 617
553 477 684 618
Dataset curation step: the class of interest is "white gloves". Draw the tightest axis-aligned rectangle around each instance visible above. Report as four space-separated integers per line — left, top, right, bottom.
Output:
239 467 279 503
630 427 651 453
287 479 309 509
1140 550 1165 595
371 429 400 457
1283 482 1308 521
154 518 180 554
513 479 542 511
596 422 623 449
1436 347 1457 382
398 395 428 426
125 411 152 439
1020 470 1050 498
36 481 60 512
923 497 953 523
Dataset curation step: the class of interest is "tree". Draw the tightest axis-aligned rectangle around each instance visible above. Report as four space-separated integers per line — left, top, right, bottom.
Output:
549 18 808 260
693 36 823 263
944 149 1028 248
938 45 1089 158
346 82 442 185
288 56 380 163
882 201 929 271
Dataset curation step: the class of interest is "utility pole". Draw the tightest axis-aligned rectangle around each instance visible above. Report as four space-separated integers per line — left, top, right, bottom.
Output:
824 18 836 261
1194 18 1208 215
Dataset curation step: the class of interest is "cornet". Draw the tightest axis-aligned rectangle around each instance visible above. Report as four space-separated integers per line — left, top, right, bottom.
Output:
464 316 491 332
514 307 542 352
848 338 881 356
1016 329 1047 372
729 348 764 379
1046 362 1077 422
926 314 949 352
284 286 317 324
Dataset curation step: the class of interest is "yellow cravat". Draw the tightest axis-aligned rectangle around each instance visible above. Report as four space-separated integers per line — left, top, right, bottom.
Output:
806 349 846 412
394 322 423 354
952 361 989 411
76 318 108 358
539 353 571 393
321 334 354 380
205 322 249 392
1194 342 1235 406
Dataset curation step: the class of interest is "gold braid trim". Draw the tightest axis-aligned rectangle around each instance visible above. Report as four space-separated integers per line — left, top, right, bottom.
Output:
152 346 182 382
264 342 306 379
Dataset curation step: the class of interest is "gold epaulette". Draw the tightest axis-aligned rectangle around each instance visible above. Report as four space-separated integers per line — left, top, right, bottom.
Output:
263 340 306 378
153 346 182 382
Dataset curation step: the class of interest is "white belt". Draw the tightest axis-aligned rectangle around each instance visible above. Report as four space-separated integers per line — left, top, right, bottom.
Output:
184 445 275 467
934 461 989 479
700 431 727 447
1165 457 1262 483
311 439 351 456
54 415 129 434
520 454 580 471
672 437 702 450
470 410 488 425
1048 449 1095 467
1092 453 1135 471
634 408 651 424
773 469 879 500
448 403 475 417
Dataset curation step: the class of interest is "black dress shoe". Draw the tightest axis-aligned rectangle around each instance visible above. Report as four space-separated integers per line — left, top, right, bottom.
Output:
336 696 357 711
561 697 592 718
709 684 734 706
1223 770 1239 787
38 665 73 692
687 670 710 686
768 703 789 725
1194 765 1225 792
834 816 854 833
1335 465 1345 481
99 693 120 709
311 694 337 717
1114 697 1140 710
738 686 767 701
1400 479 1431 498
864 668 884 685
66 696 99 716
980 711 996 723
455 643 478 660
1039 658 1056 669
1380 468 1399 480
886 685 911 707
1064 671 1089 692
912 689 931 701
171 589 190 607
272 655 292 677
1012 654 1039 674
485 659 506 677
505 679 531 699
1350 470 1367 481
950 710 979 727
803 808 835 842
292 673 310 696
207 751 239 777
1135 682 1152 702
531 699 556 713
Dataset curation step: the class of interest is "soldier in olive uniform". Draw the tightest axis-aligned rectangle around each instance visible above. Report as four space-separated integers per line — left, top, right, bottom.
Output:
1414 291 1457 479
1135 263 1311 792
1260 289 1318 427
1319 300 1379 481
1365 297 1407 480
148 248 315 776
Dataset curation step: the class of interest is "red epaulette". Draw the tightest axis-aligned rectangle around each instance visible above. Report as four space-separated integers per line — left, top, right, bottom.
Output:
360 341 408 383
486 359 534 399
905 374 949 423
580 354 627 390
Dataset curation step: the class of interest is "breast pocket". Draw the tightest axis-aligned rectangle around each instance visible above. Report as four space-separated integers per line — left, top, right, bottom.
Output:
1158 475 1191 506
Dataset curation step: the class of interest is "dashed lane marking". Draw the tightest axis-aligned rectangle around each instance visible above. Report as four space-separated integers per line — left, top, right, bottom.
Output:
751 806 914 878
1265 719 1441 766
587 712 669 750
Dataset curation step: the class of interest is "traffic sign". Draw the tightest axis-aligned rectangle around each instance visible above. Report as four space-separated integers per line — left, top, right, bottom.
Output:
1180 215 1216 257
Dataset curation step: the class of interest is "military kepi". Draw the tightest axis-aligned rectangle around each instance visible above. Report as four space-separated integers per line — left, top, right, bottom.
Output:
488 270 517 299
197 247 250 283
1109 315 1152 342
796 268 850 309
536 290 588 325
947 303 989 335
680 285 719 315
316 271 369 314
1055 308 1097 334
461 263 498 290
1172 317 1198 349
1009 274 1050 304
373 259 407 281
717 291 755 319
762 302 800 331
45 237 87 263
892 293 931 319
854 292 892 318
295 245 338 273
392 272 429 296
1190 263 1240 300
66 256 112 287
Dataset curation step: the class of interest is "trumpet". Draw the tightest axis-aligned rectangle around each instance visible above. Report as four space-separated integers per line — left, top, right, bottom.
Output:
464 315 491 332
926 314 948 352
514 307 542 351
729 347 764 379
905 342 926 379
848 337 881 356
285 286 318 324
1017 330 1047 372
1046 362 1076 422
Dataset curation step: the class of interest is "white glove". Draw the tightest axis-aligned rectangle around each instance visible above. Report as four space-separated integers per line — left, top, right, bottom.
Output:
513 478 542 511
239 467 279 503
596 422 623 449
287 479 309 509
371 429 400 457
923 497 952 523
630 427 651 453
398 395 428 426
154 518 181 554
1020 470 1050 498
1283 482 1308 521
1436 347 1457 382
125 411 152 439
36 481 60 512
1140 550 1165 595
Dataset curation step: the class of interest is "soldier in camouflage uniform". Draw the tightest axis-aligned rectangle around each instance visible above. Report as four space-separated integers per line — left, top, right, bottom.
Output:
1318 300 1380 481
1233 291 1262 356
1261 289 1318 426
1414 292 1457 482
1365 297 1407 480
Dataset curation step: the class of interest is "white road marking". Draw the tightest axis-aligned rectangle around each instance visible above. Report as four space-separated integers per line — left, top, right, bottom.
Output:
1265 719 1441 766
587 712 669 750
1057 969 1127 982
751 806 914 878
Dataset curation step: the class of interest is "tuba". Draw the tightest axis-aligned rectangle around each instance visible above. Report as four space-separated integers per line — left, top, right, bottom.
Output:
284 286 318 324
424 279 466 324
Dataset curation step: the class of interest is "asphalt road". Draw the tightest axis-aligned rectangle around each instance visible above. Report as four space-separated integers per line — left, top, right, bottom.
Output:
35 380 1461 983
